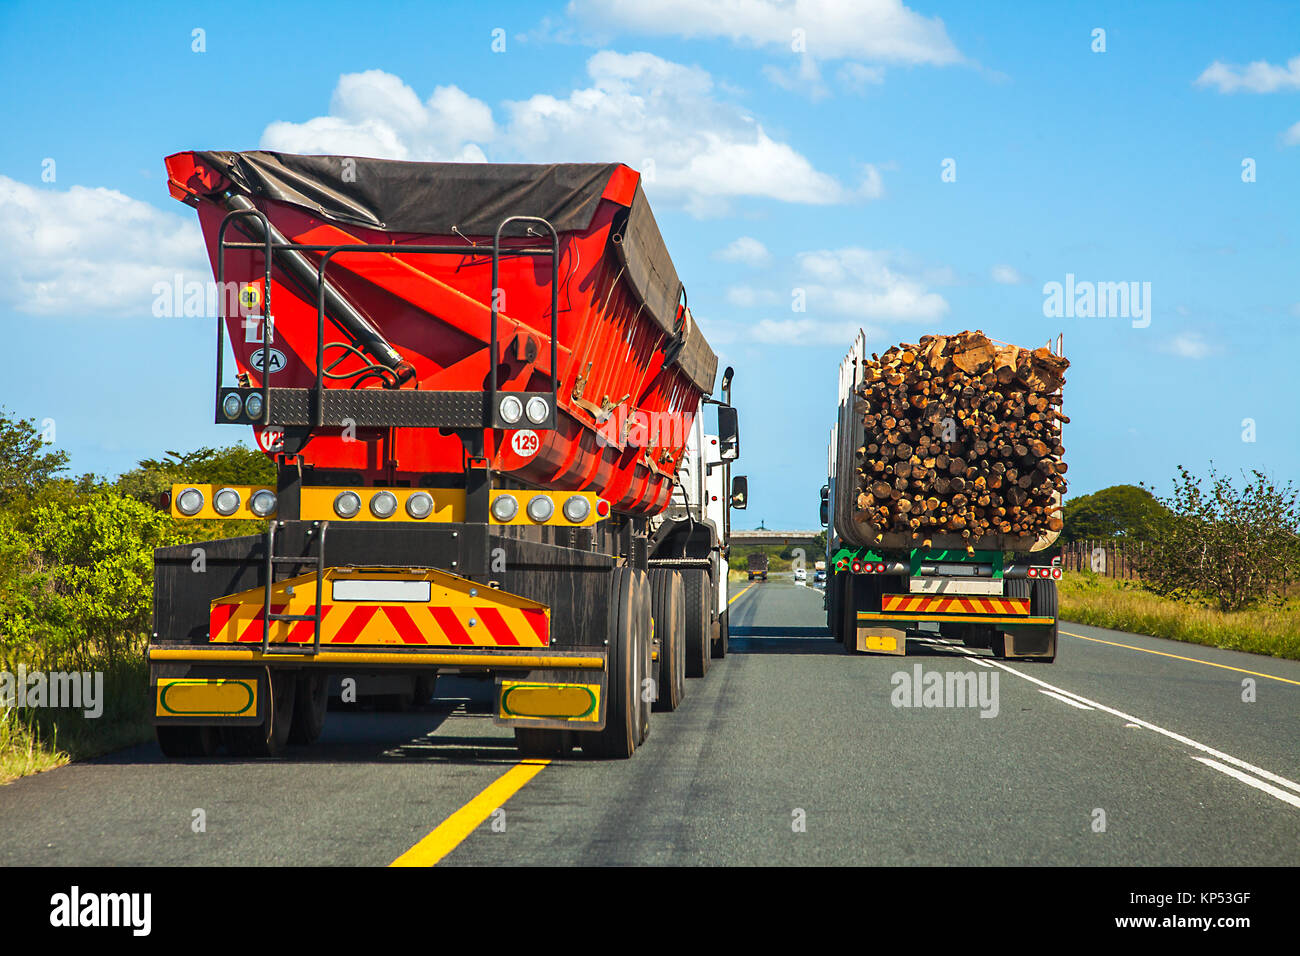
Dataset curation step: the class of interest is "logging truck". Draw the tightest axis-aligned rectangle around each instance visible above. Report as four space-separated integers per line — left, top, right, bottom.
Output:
821 330 1064 662
148 150 745 759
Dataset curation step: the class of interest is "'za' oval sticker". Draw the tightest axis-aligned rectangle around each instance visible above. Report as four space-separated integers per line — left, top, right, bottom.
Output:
248 348 286 374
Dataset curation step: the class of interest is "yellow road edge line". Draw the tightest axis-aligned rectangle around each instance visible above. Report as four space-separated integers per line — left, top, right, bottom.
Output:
728 584 753 606
1060 630 1300 687
390 759 550 867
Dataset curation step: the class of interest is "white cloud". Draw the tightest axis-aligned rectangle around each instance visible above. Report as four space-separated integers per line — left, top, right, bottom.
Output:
1283 120 1300 146
568 0 963 66
991 264 1024 285
1195 56 1300 93
701 316 869 346
503 51 847 212
796 247 949 320
716 236 771 267
859 163 885 199
838 62 886 91
262 70 493 161
725 286 782 307
0 175 206 317
1160 332 1214 360
260 56 849 215
763 55 829 100
751 317 868 345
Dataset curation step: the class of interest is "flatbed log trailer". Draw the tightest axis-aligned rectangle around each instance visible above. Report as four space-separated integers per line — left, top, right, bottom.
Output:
821 331 1064 661
149 151 745 759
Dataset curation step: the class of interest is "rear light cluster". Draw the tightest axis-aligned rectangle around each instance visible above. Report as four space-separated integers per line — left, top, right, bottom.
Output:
221 390 266 421
333 490 436 520
175 486 277 518
491 493 602 525
850 560 888 574
1028 566 1063 580
499 395 550 426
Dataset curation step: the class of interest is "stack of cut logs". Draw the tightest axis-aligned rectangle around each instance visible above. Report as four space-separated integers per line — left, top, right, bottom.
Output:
854 330 1069 547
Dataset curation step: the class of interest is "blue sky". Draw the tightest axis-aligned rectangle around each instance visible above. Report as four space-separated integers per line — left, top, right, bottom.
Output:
1 0 1297 529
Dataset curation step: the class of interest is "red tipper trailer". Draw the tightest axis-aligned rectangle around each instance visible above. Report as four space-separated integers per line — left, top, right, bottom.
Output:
149 151 741 759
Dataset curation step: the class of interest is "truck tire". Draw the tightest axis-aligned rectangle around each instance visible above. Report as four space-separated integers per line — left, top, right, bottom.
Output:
225 669 295 758
996 578 1057 662
1027 579 1059 663
841 574 865 652
683 569 711 678
156 725 217 759
712 607 728 659
650 569 686 712
582 568 640 759
288 671 329 745
633 569 653 745
413 672 438 707
515 727 573 758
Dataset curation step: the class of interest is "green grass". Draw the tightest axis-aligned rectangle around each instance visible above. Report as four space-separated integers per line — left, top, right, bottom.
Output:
1 640 154 785
1057 572 1300 661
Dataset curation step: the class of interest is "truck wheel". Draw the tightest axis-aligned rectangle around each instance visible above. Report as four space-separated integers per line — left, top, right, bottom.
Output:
581 568 639 759
372 676 418 712
1026 579 1059 663
413 672 438 707
712 607 728 659
515 727 573 758
289 671 329 745
650 569 686 712
998 579 1057 662
633 570 653 745
156 725 217 759
225 670 295 758
841 574 860 652
683 569 711 678
827 573 842 642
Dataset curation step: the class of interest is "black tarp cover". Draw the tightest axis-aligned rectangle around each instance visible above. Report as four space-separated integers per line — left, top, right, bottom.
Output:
192 150 716 392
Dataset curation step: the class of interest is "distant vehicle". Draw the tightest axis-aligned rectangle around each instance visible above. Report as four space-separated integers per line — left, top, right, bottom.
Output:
748 552 769 581
814 569 827 585
794 567 807 583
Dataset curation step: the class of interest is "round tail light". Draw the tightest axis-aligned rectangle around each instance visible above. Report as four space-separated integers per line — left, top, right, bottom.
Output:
491 494 519 522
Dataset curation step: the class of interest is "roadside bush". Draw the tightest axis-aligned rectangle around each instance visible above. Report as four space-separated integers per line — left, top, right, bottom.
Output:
1130 465 1300 612
1 488 185 671
117 444 274 504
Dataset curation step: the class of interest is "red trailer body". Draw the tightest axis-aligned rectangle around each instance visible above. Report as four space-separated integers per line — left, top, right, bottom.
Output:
164 151 717 514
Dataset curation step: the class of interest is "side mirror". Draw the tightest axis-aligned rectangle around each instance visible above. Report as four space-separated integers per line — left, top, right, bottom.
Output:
730 475 748 510
717 405 740 461
819 484 829 527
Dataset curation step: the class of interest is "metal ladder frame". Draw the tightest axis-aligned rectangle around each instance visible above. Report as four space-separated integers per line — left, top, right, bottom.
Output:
262 520 329 654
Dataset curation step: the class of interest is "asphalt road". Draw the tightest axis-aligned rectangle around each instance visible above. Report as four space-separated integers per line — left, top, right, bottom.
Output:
1 575 1296 866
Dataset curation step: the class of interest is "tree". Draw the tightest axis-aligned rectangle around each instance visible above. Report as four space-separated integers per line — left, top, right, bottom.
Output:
1129 465 1300 612
1061 484 1166 542
0 409 69 507
117 444 275 503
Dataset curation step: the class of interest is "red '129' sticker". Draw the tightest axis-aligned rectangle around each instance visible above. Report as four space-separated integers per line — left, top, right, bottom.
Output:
510 429 540 459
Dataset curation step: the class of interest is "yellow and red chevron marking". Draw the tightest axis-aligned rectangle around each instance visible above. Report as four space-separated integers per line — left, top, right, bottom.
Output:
209 568 550 647
881 594 1030 616
210 602 549 647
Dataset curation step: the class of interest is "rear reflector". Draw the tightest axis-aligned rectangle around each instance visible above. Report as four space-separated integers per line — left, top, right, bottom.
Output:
156 678 257 718
499 682 600 721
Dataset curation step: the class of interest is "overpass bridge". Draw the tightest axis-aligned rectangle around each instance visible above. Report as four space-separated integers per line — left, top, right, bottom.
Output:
729 529 822 549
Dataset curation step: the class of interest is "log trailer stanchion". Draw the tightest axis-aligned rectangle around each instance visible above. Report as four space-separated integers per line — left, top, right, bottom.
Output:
149 151 741 759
